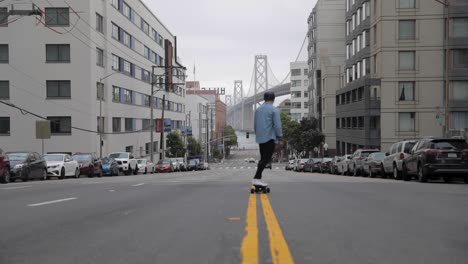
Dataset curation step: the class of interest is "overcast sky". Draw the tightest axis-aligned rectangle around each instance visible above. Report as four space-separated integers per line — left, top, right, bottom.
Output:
142 0 317 99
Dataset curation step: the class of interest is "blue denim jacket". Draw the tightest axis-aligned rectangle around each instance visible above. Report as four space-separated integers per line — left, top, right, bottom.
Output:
254 102 283 144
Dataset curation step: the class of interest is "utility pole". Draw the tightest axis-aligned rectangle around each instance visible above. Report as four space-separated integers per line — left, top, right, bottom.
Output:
150 66 155 163
206 104 210 162
160 94 166 160
98 71 119 159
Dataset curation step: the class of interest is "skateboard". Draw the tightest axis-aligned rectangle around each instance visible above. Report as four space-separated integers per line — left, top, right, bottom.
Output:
250 184 270 194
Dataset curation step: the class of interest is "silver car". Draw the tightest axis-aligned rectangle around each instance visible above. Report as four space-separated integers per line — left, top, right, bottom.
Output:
382 140 417 179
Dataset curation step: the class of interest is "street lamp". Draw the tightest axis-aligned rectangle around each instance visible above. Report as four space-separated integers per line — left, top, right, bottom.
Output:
323 142 329 158
98 71 120 159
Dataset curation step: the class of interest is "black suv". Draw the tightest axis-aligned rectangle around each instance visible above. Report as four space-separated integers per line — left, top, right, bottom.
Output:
7 152 47 182
402 138 468 183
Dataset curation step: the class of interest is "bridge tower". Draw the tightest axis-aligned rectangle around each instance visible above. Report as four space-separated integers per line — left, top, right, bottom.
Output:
254 55 269 110
233 80 244 130
225 95 232 107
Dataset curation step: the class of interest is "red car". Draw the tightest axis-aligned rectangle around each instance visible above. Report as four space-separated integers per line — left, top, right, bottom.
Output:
155 159 174 173
72 152 102 177
0 148 11 184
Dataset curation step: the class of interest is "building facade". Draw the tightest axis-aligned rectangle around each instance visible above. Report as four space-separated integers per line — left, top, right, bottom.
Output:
0 0 186 161
307 0 346 154
290 61 309 122
185 94 208 147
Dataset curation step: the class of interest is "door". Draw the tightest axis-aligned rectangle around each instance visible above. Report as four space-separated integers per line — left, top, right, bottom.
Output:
64 155 74 176
406 141 421 175
27 153 38 178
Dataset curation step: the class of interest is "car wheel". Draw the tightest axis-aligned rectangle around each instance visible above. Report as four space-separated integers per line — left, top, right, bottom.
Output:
393 165 402 180
98 168 102 178
369 167 374 178
1 168 10 184
133 166 138 175
443 176 452 183
40 169 47 181
22 168 30 182
59 168 65 179
418 165 428 183
402 163 411 181
75 168 80 179
144 168 147 174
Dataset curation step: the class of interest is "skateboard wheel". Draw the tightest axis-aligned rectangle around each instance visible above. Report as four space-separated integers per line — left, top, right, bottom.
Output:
250 189 255 194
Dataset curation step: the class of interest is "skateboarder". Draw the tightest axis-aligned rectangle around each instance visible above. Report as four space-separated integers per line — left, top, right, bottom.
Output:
252 92 283 187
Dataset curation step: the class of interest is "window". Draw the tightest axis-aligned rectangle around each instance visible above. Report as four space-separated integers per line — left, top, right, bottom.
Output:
399 20 416 40
362 31 367 49
97 82 104 101
97 117 105 133
125 146 134 154
123 32 131 47
373 55 377 74
142 119 151 131
373 25 377 45
123 60 131 74
399 82 415 101
141 19 149 35
399 0 415 8
362 59 367 77
112 23 119 39
358 117 364 129
358 87 363 100
399 51 415 70
0 81 9 99
0 44 9 63
370 116 380 129
342 118 346 128
96 48 104 67
453 49 468 68
291 91 302 98
0 7 7 27
145 142 158 154
46 44 70 63
336 118 340 129
123 3 131 20
47 116 71 134
125 118 134 132
124 89 133 104
452 18 468 37
46 81 71 99
304 69 308 75
0 117 9 135
291 69 301 76
347 117 352 128
357 9 361 26
352 117 357 128
346 20 350 36
291 80 301 87
96 13 104 33
45 8 69 26
112 87 120 102
451 81 468 101
304 80 309 87
112 117 121 132
304 102 309 109
452 112 468 129
352 14 356 31
399 112 415 131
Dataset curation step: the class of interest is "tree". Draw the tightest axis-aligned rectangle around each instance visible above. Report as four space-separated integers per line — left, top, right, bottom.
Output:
187 137 202 156
223 125 238 157
165 131 186 158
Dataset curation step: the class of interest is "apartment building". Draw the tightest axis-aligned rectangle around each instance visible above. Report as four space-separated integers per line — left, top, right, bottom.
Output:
185 94 208 146
307 0 346 155
0 0 186 161
289 61 309 122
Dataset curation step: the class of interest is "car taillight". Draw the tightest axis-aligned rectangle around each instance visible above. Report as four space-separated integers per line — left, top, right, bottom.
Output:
300 163 304 165
426 149 440 155
357 157 365 160
399 153 405 160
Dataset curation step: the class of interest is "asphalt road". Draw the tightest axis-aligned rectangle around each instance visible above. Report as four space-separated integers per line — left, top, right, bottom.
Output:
1 151 467 264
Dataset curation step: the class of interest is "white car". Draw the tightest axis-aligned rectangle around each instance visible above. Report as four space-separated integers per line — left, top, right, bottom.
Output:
337 155 352 175
108 152 138 175
43 154 80 179
137 159 154 174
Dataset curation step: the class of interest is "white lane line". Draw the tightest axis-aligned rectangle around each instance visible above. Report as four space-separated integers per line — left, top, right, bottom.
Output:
233 167 237 169
240 167 244 169
28 197 77 207
248 167 251 169
2 185 32 190
109 190 115 192
132 183 145 187
275 167 279 169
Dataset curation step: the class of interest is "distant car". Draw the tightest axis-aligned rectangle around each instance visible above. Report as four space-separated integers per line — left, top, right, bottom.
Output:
72 152 102 178
382 140 417 180
0 148 10 184
330 156 342 175
402 138 468 183
285 160 295 170
320 158 333 173
337 155 352 175
176 158 186 171
248 158 256 163
7 152 47 182
187 159 199 171
137 159 154 174
348 149 380 176
294 159 309 172
170 158 179 171
108 152 138 175
197 161 207 170
303 158 322 172
101 158 119 176
43 154 80 179
155 159 174 173
363 152 386 178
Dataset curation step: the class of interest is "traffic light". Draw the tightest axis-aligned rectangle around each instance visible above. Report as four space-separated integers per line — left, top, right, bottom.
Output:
246 132 249 139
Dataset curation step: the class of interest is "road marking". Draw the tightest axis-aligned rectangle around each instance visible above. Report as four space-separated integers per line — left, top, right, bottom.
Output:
2 185 32 190
28 197 77 207
132 183 145 187
109 190 115 192
241 194 258 264
233 167 237 169
261 194 295 264
248 167 251 169
241 167 244 169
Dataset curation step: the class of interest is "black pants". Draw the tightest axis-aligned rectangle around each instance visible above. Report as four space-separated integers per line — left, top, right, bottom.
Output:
254 140 276 179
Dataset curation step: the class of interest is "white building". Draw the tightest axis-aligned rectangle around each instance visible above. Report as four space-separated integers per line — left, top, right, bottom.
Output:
185 94 208 146
289 61 309 122
0 0 187 161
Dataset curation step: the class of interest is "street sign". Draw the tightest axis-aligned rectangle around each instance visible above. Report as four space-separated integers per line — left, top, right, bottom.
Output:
164 118 172 132
36 120 51 139
155 119 163 133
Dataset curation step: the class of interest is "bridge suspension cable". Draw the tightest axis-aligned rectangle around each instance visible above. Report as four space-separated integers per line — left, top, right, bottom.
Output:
279 33 308 84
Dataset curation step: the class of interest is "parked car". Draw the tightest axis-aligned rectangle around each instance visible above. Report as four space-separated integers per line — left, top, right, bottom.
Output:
382 140 417 180
187 159 199 171
330 156 342 174
303 158 322 172
285 160 295 170
320 158 333 173
197 160 208 170
176 158 186 171
72 152 102 178
43 154 80 179
137 159 154 174
348 149 380 176
363 152 386 178
248 158 256 163
0 148 10 184
337 155 352 175
7 152 47 182
108 152 138 175
294 159 309 172
402 138 468 183
170 158 179 171
101 158 119 176
155 159 174 173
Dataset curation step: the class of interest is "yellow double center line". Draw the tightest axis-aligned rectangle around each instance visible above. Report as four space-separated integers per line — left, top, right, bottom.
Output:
241 194 295 264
